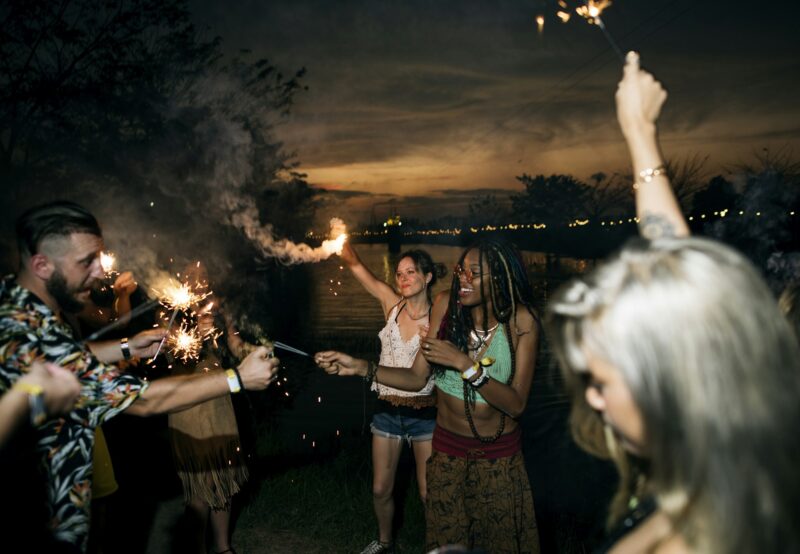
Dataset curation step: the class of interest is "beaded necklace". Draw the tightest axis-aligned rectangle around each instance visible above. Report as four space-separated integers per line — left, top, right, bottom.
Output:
462 321 515 443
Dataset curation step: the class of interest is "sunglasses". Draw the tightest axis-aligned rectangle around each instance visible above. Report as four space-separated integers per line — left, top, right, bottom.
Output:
454 264 482 281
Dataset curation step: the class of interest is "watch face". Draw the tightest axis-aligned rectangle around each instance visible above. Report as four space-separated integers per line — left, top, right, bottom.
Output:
29 393 47 426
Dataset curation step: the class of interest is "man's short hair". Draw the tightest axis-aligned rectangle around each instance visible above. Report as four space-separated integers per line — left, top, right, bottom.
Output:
16 201 102 258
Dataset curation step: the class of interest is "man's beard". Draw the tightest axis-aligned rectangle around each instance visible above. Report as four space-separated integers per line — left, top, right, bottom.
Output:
46 269 88 314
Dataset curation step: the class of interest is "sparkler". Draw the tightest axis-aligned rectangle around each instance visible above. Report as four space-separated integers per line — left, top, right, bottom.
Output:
574 0 624 61
100 251 116 275
168 321 204 362
536 14 545 35
149 275 212 362
321 218 348 258
84 299 160 342
273 341 311 357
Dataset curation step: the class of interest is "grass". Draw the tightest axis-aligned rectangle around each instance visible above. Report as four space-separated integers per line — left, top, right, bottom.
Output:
235 421 426 553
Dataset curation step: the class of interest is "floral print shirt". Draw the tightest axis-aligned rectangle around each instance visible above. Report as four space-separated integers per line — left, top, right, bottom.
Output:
0 276 148 551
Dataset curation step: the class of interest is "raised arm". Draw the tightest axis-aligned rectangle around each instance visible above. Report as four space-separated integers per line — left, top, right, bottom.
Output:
339 240 399 314
617 51 689 239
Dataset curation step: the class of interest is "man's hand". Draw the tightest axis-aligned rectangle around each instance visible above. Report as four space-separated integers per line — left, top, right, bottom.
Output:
237 346 280 390
129 329 167 359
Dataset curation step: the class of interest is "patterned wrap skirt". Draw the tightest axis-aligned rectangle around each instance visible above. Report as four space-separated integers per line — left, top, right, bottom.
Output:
425 425 540 554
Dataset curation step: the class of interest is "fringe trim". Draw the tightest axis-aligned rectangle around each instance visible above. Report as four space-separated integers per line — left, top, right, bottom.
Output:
170 435 249 510
378 391 437 408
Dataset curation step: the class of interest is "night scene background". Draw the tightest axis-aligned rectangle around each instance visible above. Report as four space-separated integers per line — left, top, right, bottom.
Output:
1 0 798 552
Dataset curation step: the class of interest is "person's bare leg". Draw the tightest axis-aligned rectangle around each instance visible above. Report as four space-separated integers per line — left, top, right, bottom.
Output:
209 507 233 553
372 435 403 544
411 439 432 504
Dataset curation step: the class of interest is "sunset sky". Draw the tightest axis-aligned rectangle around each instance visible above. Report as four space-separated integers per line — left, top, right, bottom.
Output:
191 0 800 224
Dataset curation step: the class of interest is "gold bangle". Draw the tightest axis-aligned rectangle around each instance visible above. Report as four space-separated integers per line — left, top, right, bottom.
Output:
632 165 666 189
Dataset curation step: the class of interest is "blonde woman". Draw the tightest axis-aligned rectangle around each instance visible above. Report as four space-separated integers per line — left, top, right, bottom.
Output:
545 52 800 553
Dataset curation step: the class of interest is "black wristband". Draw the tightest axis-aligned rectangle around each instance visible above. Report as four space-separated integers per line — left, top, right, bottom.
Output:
120 337 132 360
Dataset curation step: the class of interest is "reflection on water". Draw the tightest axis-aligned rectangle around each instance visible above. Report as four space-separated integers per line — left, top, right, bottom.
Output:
310 243 588 334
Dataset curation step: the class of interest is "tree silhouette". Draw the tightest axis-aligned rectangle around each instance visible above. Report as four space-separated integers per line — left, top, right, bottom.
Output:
468 193 508 227
511 174 590 227
0 0 314 272
664 153 710 213
584 172 633 220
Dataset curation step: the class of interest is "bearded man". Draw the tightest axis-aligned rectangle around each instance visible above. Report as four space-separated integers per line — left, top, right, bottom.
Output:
0 201 279 552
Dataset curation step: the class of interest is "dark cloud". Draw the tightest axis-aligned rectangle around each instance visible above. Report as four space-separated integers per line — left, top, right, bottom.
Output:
191 0 800 221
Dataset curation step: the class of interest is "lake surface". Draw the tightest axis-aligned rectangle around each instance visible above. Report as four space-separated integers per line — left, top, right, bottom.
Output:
308 243 589 334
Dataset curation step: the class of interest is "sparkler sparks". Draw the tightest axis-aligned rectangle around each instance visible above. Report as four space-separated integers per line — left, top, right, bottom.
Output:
574 0 624 61
153 279 211 311
575 0 611 23
168 321 204 362
100 251 116 275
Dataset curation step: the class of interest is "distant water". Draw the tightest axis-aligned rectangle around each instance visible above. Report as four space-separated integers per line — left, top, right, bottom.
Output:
308 243 589 334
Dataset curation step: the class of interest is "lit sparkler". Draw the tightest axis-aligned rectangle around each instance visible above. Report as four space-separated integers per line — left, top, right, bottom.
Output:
100 251 116 275
321 218 348 257
168 321 204 362
574 0 624 61
150 275 212 362
536 14 545 35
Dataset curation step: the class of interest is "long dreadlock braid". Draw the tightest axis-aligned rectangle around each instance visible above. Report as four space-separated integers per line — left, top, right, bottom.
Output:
435 239 538 442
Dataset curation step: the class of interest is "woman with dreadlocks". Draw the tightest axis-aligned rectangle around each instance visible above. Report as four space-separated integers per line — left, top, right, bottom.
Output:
316 239 541 554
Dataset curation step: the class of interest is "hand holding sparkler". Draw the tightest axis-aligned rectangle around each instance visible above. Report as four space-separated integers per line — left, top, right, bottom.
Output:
237 346 281 389
615 52 689 238
127 329 168 359
314 351 369 378
615 52 668 140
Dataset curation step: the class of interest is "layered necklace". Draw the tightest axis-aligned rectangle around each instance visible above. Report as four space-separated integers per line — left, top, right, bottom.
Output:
467 322 499 355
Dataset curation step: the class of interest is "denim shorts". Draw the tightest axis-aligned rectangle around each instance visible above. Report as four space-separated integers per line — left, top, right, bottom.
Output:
371 403 436 442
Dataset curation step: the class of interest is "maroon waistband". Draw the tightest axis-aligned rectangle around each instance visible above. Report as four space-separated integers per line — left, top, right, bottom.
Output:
432 425 521 459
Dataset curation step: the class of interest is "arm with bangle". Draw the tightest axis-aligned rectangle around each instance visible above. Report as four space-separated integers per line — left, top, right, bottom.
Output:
617 51 689 239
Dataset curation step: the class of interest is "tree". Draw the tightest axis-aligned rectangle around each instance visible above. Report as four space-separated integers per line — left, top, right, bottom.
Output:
467 194 508 227
0 0 315 275
511 174 590 227
691 175 738 218
583 172 633 221
663 154 710 213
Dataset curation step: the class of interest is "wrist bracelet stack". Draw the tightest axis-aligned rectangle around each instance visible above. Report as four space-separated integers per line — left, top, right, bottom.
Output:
364 361 378 384
120 337 132 360
461 356 495 388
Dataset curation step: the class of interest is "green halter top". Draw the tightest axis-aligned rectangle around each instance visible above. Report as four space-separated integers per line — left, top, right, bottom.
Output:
436 324 512 404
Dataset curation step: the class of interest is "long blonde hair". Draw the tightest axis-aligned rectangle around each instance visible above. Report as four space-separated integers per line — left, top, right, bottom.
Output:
546 237 800 553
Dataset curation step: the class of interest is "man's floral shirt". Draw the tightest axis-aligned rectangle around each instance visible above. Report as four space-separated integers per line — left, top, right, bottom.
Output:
0 276 148 551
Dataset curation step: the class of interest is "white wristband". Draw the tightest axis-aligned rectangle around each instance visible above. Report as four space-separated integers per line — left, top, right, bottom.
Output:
225 369 241 394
